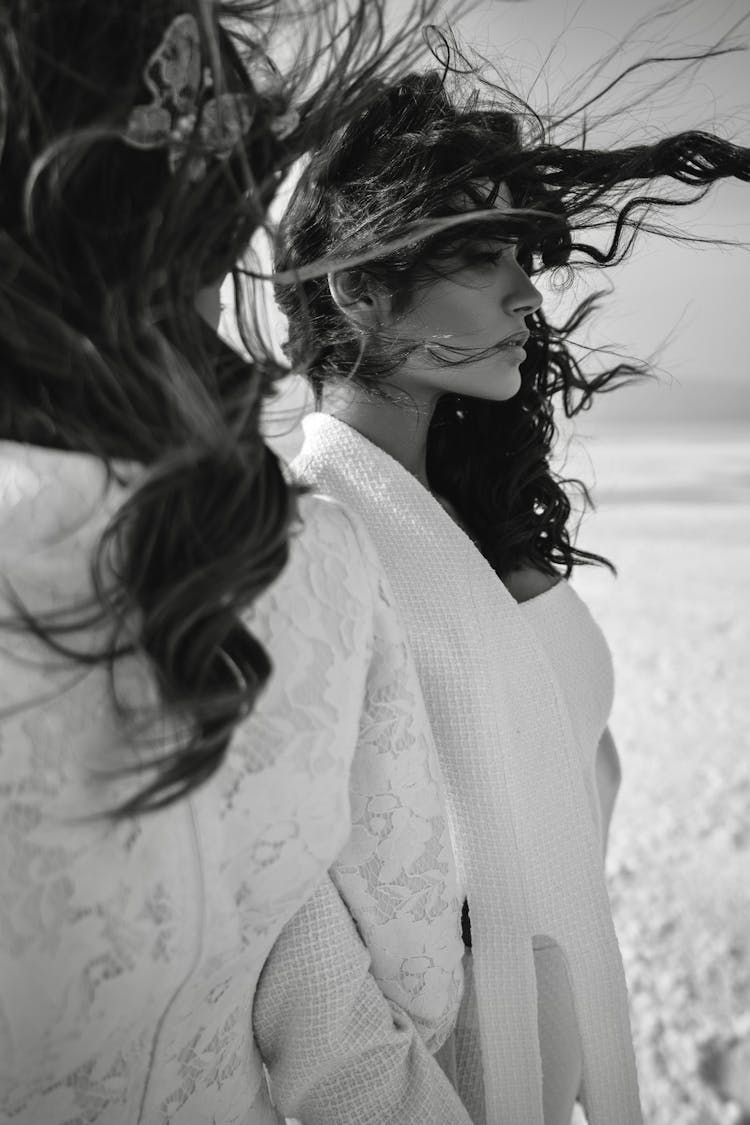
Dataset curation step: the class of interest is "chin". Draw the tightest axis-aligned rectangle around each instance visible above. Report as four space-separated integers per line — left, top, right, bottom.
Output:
471 366 523 402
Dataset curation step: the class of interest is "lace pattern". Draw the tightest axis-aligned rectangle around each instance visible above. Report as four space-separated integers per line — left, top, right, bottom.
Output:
329 561 463 1050
0 443 464 1124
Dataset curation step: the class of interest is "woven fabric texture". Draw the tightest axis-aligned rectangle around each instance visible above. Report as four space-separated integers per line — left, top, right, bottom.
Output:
293 412 643 1125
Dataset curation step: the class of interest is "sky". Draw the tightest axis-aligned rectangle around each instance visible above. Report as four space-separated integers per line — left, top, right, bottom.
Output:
253 0 750 446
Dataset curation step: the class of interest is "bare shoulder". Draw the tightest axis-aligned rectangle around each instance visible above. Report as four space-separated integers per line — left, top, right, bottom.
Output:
502 565 561 605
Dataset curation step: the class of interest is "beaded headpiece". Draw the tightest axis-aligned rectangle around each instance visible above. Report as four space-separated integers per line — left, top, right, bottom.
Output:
124 13 298 182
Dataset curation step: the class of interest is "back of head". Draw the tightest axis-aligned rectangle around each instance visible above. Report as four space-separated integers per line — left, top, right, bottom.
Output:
0 0 442 814
0 0 301 457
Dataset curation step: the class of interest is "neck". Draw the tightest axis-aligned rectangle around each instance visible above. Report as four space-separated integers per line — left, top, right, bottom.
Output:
323 382 437 490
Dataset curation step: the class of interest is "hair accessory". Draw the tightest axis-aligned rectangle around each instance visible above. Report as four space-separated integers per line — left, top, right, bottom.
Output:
248 56 300 141
124 13 295 182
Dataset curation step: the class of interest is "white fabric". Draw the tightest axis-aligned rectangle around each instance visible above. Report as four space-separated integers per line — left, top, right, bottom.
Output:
324 556 465 1053
520 581 615 851
413 566 613 1124
444 583 616 1125
254 877 471 1125
292 412 643 1125
0 440 468 1125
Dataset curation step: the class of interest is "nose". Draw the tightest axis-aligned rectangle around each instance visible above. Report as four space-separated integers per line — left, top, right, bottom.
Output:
502 257 543 317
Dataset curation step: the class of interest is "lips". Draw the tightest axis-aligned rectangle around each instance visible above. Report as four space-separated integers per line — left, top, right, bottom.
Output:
497 329 530 348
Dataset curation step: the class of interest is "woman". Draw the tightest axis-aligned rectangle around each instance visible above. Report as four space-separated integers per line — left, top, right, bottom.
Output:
0 3 472 1122
276 57 750 1125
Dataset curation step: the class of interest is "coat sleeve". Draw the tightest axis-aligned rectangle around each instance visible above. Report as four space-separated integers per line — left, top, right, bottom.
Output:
325 503 466 1054
253 873 473 1125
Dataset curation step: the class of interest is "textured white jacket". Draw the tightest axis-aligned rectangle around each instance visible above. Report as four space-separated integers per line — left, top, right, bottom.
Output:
0 441 469 1125
293 412 644 1125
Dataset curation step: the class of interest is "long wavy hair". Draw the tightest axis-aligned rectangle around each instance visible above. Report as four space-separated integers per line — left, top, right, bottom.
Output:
0 0 440 814
275 35 750 579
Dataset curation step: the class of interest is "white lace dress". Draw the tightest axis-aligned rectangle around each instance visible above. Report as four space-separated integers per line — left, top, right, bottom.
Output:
0 441 469 1125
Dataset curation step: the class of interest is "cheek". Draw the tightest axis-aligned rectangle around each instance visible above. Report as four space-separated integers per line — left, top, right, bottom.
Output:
407 284 496 340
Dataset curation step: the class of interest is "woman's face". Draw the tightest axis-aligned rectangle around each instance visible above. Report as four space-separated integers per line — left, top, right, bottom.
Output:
388 186 543 404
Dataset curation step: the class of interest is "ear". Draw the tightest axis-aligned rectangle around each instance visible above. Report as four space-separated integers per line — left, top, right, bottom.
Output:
327 269 392 329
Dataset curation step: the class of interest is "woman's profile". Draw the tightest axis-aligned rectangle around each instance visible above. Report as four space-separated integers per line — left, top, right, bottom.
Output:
276 41 750 1125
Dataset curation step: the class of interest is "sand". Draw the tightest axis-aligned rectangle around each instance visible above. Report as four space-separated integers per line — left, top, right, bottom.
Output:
567 430 750 1125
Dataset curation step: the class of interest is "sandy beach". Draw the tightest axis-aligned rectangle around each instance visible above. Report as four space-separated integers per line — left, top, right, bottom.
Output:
566 428 750 1125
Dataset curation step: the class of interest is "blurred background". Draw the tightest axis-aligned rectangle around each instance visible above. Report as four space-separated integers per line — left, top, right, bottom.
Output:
228 2 750 1120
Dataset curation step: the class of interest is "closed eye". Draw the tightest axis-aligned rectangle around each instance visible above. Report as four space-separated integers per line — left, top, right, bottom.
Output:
474 250 505 266
471 241 519 267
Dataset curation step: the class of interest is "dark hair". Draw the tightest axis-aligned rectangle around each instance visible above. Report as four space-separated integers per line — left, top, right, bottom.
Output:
276 36 750 579
0 0 441 814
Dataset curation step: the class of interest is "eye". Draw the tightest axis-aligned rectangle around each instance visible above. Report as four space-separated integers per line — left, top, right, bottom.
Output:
475 249 505 266
470 241 518 267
